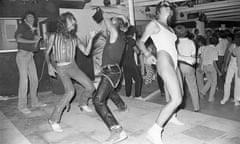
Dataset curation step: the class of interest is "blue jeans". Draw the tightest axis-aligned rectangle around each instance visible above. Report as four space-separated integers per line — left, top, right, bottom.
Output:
16 50 39 110
49 62 95 123
93 64 127 130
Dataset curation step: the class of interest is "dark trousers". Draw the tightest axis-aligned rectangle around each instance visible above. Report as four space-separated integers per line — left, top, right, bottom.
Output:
93 65 126 130
157 74 165 94
122 63 143 97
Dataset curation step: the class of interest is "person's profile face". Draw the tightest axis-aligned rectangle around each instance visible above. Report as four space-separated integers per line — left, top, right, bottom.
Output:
66 18 76 31
25 14 35 25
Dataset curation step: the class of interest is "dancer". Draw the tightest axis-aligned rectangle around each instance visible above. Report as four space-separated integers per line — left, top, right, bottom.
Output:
92 11 128 144
137 1 194 144
45 12 96 132
15 11 46 114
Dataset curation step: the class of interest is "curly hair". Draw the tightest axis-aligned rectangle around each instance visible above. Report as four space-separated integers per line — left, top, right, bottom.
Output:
57 12 78 39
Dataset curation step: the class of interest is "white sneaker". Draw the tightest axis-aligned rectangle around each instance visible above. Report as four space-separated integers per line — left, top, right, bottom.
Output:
220 99 227 105
169 114 184 126
48 120 63 132
104 126 128 144
234 101 240 106
146 124 163 144
134 97 145 101
80 105 93 112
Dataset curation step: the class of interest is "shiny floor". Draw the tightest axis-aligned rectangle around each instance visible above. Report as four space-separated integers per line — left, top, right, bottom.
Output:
125 78 240 122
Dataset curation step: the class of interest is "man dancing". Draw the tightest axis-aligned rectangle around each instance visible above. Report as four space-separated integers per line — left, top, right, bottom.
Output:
45 12 96 132
92 11 128 144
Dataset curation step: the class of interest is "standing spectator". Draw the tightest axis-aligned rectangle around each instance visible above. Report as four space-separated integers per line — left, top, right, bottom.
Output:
221 32 240 106
122 26 143 99
200 36 221 102
176 25 200 112
15 11 46 114
195 35 207 98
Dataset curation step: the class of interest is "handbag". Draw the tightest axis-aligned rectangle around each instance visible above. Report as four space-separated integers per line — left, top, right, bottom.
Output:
92 7 103 24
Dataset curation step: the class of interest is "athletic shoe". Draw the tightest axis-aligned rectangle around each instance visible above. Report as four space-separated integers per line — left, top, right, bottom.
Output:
79 105 93 112
18 108 31 114
220 99 227 105
134 97 145 101
32 102 47 108
169 114 184 126
48 120 63 132
146 124 163 144
104 126 128 144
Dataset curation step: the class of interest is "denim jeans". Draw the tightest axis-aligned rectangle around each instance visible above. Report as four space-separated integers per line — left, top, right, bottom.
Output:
16 50 39 109
49 62 95 123
93 64 127 130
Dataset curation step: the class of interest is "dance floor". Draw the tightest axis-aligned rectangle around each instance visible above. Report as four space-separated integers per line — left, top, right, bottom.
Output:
0 85 240 144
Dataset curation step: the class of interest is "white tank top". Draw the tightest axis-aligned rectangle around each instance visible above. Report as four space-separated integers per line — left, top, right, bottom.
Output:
150 22 178 68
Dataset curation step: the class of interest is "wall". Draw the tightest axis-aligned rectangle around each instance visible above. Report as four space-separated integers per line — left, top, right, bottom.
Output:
0 0 88 95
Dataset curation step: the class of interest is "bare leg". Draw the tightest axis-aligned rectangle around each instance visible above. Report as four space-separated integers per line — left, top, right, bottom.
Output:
155 52 182 127
147 51 182 144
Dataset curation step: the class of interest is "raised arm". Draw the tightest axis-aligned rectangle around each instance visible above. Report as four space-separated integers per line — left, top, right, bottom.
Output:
102 12 118 43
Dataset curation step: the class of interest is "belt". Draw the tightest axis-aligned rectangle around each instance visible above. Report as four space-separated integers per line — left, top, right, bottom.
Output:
56 62 72 66
102 64 120 70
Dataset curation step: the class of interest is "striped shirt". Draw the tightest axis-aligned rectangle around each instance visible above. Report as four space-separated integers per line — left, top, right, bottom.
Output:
52 34 77 63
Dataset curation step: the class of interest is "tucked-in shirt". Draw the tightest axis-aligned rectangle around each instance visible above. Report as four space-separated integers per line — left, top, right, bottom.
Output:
202 44 218 66
177 38 196 59
15 23 36 51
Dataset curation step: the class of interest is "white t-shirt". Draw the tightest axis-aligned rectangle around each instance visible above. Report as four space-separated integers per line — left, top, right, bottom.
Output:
177 38 196 57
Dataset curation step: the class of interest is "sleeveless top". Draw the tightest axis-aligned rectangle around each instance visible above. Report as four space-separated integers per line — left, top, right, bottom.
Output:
102 31 126 66
150 22 178 68
52 34 77 64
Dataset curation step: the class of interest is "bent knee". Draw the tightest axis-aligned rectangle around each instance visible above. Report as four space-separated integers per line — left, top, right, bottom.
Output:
170 96 182 106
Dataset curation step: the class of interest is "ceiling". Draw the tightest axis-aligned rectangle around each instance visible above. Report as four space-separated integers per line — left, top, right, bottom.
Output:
176 0 240 22
120 0 240 22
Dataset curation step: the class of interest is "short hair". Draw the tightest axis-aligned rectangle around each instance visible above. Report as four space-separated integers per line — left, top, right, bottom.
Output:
209 36 219 46
21 11 38 27
196 35 207 46
155 1 176 26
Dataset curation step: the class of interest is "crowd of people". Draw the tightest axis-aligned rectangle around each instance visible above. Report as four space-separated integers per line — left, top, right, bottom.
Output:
14 1 240 144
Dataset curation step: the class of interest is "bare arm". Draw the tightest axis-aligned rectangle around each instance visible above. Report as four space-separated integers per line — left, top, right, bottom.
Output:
137 20 160 57
102 12 118 44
